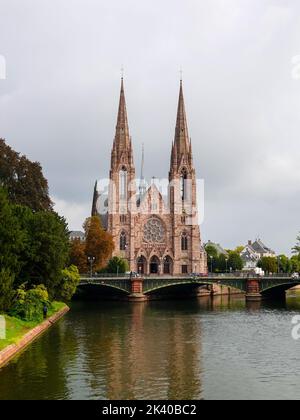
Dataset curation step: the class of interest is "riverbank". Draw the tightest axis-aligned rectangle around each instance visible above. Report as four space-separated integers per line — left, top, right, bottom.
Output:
0 303 69 368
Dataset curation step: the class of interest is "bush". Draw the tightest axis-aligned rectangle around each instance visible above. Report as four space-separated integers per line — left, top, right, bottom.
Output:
55 265 80 302
11 284 50 322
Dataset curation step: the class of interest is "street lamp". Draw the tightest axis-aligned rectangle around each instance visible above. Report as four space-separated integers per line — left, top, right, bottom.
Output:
277 256 280 274
87 256 96 277
225 257 228 273
210 255 213 274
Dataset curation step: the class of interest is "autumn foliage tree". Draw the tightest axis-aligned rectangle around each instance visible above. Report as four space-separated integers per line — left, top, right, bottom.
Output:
69 239 87 273
84 216 114 271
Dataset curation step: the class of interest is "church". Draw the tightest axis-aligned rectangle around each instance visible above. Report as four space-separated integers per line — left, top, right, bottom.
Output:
92 78 207 276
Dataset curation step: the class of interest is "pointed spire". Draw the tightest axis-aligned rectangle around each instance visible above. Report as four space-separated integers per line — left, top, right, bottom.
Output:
139 143 147 197
174 79 190 157
91 180 99 216
113 77 131 155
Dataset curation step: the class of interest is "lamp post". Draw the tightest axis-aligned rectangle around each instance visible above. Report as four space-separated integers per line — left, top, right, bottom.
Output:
277 256 280 274
210 255 213 274
225 257 228 273
87 256 96 277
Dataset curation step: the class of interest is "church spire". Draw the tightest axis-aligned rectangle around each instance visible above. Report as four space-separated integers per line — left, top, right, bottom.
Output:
91 180 99 216
139 143 147 198
113 77 131 154
174 79 190 157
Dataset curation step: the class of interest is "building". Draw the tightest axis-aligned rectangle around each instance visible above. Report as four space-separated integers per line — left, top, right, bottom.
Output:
240 239 275 270
69 231 85 242
92 78 207 276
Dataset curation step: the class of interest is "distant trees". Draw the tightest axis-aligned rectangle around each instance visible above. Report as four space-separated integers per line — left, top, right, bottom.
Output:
205 243 243 273
105 256 129 274
0 139 52 211
257 257 278 274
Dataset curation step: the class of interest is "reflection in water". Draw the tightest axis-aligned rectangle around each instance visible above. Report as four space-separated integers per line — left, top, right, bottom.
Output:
0 294 300 400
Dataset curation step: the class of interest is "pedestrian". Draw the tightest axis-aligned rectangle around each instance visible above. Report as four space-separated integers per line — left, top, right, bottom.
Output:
43 304 48 319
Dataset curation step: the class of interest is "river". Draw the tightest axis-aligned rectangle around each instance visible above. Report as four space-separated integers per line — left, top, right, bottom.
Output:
0 294 300 400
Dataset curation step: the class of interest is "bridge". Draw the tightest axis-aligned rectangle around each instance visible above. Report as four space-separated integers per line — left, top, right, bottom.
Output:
78 274 300 302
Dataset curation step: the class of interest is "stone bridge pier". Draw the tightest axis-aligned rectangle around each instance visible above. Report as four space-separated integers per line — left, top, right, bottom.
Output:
245 278 262 302
128 277 147 302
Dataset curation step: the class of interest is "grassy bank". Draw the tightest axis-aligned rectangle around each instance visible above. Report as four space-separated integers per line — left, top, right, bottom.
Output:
0 302 67 351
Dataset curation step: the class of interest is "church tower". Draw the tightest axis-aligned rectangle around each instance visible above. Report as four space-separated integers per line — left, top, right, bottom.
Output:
108 78 137 269
169 80 207 274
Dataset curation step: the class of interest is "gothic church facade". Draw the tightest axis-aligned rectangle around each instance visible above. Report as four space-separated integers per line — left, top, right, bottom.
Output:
93 79 207 276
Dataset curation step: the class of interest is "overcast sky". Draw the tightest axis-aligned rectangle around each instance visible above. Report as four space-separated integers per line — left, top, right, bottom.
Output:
1 0 300 255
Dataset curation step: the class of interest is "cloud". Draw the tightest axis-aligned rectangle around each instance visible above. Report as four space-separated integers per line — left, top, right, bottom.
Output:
1 0 300 254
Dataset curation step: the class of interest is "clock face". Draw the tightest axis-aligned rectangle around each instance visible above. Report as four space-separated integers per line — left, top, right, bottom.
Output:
143 217 165 243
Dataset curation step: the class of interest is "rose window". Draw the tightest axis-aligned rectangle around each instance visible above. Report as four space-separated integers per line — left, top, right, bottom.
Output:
143 217 165 243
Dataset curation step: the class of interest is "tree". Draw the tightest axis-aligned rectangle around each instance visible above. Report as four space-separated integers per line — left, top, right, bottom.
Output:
217 253 228 273
205 244 219 272
0 269 15 312
69 239 87 273
290 255 300 273
0 139 52 211
292 233 300 255
55 265 80 302
0 188 24 275
278 255 291 274
228 251 244 271
257 257 278 274
84 216 114 271
18 211 70 299
105 257 129 274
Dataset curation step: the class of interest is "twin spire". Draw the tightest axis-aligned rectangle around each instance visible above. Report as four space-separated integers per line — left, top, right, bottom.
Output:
112 77 193 168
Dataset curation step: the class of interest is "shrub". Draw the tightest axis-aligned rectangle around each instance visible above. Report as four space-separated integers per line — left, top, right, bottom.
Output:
11 284 50 321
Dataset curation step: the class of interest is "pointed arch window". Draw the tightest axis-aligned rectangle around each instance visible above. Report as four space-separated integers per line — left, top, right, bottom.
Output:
181 232 188 251
120 231 127 251
119 167 127 200
180 169 188 201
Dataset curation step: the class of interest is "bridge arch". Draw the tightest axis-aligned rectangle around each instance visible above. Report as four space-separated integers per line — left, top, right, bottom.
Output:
261 280 300 299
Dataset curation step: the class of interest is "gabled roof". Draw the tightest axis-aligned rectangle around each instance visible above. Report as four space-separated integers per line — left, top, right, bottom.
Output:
252 239 275 254
138 183 168 214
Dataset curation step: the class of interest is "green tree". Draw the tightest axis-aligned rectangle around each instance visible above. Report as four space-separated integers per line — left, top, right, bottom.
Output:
228 251 244 271
216 253 230 273
55 265 80 302
0 188 24 275
278 255 291 274
0 139 52 211
292 233 300 255
205 244 218 272
105 256 129 274
257 256 278 274
290 255 300 273
0 269 15 312
84 216 114 271
18 211 70 299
